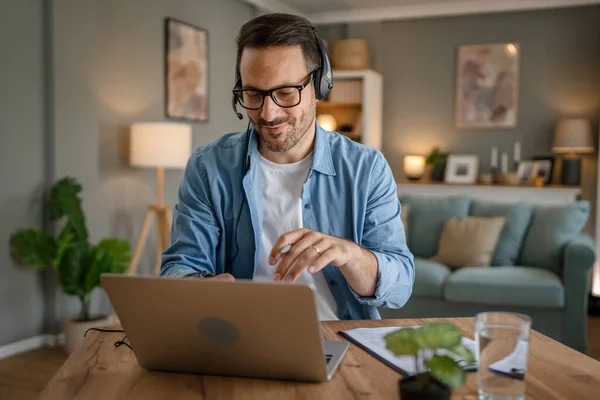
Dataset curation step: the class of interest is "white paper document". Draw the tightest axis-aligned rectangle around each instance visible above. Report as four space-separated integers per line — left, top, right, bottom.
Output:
488 340 528 378
340 326 478 376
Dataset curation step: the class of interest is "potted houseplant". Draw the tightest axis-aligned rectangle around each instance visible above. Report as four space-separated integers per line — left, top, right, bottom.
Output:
9 177 131 354
426 147 448 182
384 322 475 400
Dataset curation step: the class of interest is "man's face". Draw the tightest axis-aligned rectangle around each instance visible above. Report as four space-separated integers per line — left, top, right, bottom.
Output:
239 46 316 153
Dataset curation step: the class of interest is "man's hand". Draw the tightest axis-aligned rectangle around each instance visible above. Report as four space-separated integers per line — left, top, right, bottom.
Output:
208 273 235 281
269 228 358 282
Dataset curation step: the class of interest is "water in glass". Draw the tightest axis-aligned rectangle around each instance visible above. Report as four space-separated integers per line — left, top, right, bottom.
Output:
476 313 531 400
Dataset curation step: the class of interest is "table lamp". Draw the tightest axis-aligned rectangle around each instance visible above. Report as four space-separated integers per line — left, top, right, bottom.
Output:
403 155 426 181
317 114 337 131
552 118 594 186
129 122 192 275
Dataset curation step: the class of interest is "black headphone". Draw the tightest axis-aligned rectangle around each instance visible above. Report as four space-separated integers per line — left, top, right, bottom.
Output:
231 33 333 120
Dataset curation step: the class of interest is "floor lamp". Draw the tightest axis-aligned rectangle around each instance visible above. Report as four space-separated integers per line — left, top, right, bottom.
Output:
128 122 191 276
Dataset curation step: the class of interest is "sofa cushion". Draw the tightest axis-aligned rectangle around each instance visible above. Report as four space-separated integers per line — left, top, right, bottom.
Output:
431 217 506 268
520 201 590 275
399 195 471 258
444 266 564 308
413 258 452 299
469 200 533 266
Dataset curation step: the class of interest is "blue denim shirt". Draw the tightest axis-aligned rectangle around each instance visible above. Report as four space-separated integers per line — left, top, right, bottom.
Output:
161 124 414 320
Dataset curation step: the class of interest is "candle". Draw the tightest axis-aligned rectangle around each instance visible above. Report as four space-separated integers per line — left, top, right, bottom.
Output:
514 141 521 163
501 152 508 173
491 148 498 168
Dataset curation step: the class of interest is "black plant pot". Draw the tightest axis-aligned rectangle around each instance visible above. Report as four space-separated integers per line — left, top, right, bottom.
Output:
399 373 452 400
430 162 446 182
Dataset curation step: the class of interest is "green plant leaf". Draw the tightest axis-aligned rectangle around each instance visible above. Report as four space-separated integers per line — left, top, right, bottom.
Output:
9 229 56 270
426 147 441 165
384 328 419 356
449 343 475 364
425 354 467 389
84 239 131 294
57 241 87 297
48 177 88 241
414 322 462 350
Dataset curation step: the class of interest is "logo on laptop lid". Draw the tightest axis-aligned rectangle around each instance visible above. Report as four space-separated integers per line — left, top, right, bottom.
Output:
197 317 240 346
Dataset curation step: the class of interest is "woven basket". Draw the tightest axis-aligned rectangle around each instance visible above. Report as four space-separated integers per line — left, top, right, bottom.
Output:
332 39 369 70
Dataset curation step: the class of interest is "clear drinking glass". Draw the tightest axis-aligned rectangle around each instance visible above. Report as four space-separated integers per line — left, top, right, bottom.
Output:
475 312 532 400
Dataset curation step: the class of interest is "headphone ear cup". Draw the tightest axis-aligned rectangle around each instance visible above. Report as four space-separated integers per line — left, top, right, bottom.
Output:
315 38 333 100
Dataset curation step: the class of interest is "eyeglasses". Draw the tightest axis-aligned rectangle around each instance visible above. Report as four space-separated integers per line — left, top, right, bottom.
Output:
232 73 315 110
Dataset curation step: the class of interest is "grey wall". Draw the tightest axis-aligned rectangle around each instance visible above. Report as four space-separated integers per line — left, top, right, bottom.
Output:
48 0 254 332
0 1 47 345
0 0 254 344
320 6 600 235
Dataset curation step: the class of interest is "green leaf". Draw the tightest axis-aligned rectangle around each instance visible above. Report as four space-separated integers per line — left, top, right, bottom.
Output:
384 328 419 356
84 239 131 295
449 343 475 364
57 241 87 297
424 354 467 389
48 177 88 241
414 322 462 350
9 229 57 270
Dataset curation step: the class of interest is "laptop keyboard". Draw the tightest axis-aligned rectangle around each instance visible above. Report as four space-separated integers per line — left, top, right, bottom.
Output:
325 354 333 364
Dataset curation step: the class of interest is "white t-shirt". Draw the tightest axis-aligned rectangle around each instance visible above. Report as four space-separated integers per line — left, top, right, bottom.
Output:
253 151 339 321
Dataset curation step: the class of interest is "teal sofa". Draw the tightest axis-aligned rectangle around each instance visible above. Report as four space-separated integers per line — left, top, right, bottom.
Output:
378 195 596 353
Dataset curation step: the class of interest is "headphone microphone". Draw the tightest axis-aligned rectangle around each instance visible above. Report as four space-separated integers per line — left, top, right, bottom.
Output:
232 94 243 120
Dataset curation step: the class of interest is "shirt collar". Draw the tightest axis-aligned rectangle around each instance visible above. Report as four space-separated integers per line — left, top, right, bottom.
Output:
245 122 336 176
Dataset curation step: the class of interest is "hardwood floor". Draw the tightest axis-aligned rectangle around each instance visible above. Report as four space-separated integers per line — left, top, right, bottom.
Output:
1 317 599 400
0 346 67 400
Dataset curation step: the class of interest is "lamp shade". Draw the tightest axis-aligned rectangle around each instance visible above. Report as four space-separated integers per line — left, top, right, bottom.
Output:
317 114 337 131
130 122 192 168
552 118 594 154
403 155 426 180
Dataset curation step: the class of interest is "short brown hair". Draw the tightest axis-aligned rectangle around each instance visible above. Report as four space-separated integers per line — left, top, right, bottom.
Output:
235 13 321 83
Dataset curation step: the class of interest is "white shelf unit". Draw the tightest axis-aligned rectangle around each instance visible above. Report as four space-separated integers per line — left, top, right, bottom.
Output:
317 69 383 150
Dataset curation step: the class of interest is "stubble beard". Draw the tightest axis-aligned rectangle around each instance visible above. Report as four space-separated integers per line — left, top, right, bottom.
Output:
252 102 315 153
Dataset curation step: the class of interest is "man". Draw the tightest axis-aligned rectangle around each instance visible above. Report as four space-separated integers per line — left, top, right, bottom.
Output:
161 13 414 321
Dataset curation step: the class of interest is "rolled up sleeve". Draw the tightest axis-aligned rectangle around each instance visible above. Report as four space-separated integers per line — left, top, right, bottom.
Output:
349 153 415 308
160 151 220 278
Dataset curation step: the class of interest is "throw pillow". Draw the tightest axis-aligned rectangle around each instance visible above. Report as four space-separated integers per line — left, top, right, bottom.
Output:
431 217 507 269
399 195 471 258
520 201 590 274
469 200 533 266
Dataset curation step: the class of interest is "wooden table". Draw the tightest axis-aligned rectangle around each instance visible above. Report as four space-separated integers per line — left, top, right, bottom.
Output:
40 318 600 399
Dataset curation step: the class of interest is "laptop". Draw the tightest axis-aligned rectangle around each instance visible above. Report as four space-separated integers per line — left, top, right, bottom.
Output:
100 274 349 382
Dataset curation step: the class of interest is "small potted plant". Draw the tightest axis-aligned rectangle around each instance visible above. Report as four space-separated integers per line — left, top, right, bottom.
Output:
425 147 448 182
10 177 131 354
384 322 475 400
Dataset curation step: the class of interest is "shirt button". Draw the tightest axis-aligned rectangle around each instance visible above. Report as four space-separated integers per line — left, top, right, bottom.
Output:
328 280 336 286
304 203 310 210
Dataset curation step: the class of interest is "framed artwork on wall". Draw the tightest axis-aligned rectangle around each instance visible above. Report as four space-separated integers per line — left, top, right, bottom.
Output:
165 17 208 122
445 154 479 184
455 43 519 129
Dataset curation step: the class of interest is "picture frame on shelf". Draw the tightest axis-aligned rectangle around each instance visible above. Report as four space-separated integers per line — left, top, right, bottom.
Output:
533 156 555 184
165 17 208 122
517 161 535 184
532 160 553 185
444 154 479 184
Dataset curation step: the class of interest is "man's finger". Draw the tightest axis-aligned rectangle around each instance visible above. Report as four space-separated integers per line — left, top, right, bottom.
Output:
269 228 309 264
307 248 336 275
273 231 322 279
